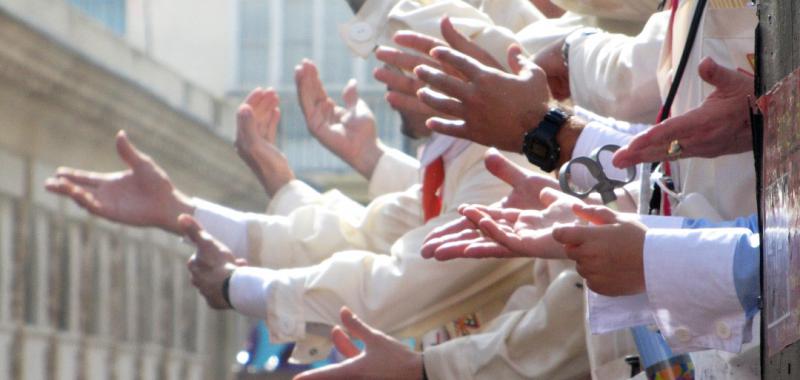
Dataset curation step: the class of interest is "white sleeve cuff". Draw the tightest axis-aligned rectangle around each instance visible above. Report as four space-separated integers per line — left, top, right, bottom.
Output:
645 228 750 353
193 198 249 259
570 120 639 189
229 266 272 319
637 214 685 229
368 148 420 199
587 291 654 334
266 180 322 217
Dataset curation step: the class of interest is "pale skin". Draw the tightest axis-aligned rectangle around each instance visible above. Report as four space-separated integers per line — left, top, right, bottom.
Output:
45 85 293 234
293 307 423 380
235 87 295 197
295 59 387 179
613 57 756 168
421 149 635 260
552 203 647 296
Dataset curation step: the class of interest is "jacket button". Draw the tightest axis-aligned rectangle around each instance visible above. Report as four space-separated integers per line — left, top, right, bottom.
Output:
715 321 732 339
675 327 691 343
349 22 374 43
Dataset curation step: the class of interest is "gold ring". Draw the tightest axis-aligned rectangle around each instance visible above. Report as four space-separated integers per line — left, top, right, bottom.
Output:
667 139 682 159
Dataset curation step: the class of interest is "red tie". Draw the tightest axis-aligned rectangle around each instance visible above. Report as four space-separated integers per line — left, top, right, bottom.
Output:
422 157 445 222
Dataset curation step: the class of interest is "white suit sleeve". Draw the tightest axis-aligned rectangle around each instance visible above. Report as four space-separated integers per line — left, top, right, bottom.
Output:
424 270 590 380
227 148 534 348
586 215 685 334
567 11 668 124
645 228 759 353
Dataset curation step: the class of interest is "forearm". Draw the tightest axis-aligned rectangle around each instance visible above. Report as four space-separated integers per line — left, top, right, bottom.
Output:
350 139 389 180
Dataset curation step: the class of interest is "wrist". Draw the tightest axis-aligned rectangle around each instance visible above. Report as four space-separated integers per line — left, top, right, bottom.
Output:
353 140 387 180
165 190 196 234
555 116 583 169
252 154 295 198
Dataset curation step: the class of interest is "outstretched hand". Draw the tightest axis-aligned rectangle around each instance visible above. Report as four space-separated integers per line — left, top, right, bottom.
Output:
293 307 423 380
235 87 295 197
45 131 194 234
295 60 384 179
421 150 562 260
613 57 755 167
414 18 550 152
423 188 578 261
180 214 245 309
552 203 647 296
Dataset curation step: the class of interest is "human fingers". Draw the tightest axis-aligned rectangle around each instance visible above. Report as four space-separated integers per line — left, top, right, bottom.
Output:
341 79 359 109
429 46 487 81
374 66 422 95
476 217 524 252
385 91 442 118
572 204 617 225
45 178 103 215
483 148 529 187
425 116 468 139
506 44 526 75
295 60 328 116
538 187 573 208
440 16 503 70
331 325 361 358
462 240 516 258
414 65 472 102
178 214 227 267
375 46 440 72
422 227 481 259
698 57 753 95
416 87 465 118
392 31 446 62
116 130 150 171
551 224 595 247
339 307 381 344
432 235 487 260
54 167 106 188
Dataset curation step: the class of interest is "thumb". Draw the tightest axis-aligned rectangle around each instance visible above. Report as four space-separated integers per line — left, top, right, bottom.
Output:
179 214 221 266
698 57 744 92
551 224 593 246
538 187 567 207
237 104 258 137
342 79 359 109
339 307 379 344
507 44 525 75
572 204 618 225
484 148 527 187
331 326 361 358
115 130 148 170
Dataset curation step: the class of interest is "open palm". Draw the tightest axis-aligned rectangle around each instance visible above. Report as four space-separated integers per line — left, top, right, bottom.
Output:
46 131 190 234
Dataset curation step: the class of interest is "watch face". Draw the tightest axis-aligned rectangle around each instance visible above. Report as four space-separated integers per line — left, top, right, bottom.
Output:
530 141 549 158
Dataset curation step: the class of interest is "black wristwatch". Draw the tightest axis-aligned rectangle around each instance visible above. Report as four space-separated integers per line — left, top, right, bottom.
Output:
522 108 570 173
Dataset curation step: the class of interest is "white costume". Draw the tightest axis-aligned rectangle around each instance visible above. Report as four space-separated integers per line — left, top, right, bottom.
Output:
571 1 760 378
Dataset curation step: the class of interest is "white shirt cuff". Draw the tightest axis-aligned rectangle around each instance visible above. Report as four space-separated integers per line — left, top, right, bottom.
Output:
193 198 249 259
587 291 654 334
229 266 272 319
267 180 322 217
644 228 750 353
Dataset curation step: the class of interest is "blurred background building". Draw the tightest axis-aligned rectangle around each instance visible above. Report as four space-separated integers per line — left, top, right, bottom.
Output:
0 0 410 379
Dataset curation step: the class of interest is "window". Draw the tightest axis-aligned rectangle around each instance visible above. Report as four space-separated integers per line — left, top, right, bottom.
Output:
238 0 271 88
67 0 127 35
281 0 313 84
321 2 355 85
